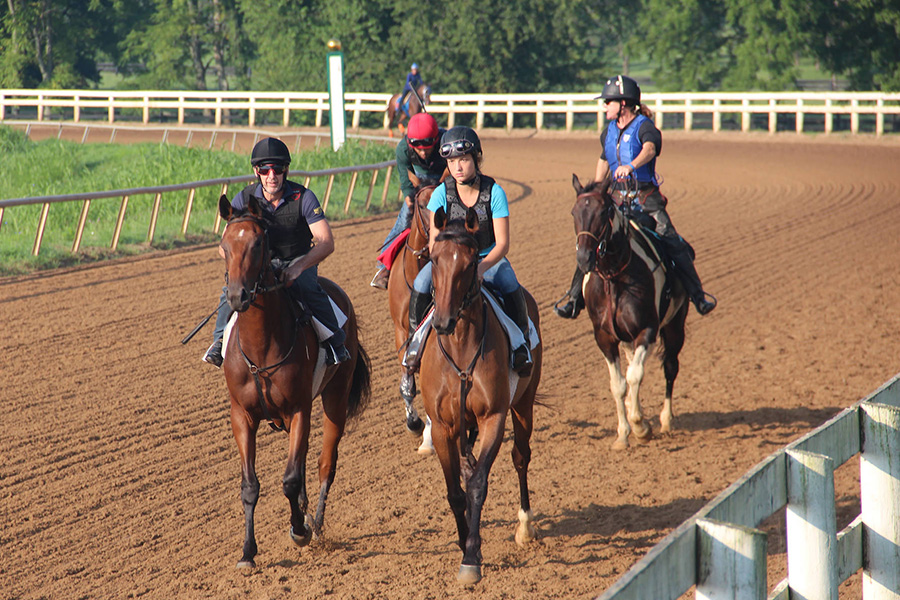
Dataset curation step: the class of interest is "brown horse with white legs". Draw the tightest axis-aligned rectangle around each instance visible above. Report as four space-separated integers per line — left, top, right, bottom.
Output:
569 174 688 450
419 207 542 584
386 83 431 137
387 181 436 451
217 195 371 569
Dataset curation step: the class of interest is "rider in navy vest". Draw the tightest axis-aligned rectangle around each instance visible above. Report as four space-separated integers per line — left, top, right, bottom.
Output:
370 112 448 289
409 126 533 377
555 75 717 319
396 63 424 114
202 137 351 368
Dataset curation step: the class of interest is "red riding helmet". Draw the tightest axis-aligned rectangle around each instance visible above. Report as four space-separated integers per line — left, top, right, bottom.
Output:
407 113 439 149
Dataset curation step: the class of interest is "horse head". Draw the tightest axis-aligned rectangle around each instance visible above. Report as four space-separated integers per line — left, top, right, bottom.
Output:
411 181 438 251
218 194 273 313
571 174 627 274
419 84 431 106
430 206 481 335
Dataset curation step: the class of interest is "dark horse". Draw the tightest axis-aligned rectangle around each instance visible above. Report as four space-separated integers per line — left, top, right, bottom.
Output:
420 207 542 584
569 174 688 450
386 83 431 137
217 195 371 568
387 181 437 453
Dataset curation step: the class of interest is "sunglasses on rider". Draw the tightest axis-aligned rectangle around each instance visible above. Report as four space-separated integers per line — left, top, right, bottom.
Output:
256 164 286 176
439 139 475 158
408 137 436 148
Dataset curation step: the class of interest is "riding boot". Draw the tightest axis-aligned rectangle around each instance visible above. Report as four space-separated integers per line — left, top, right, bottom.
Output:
664 237 717 316
203 291 232 368
408 289 432 336
503 287 534 377
554 267 585 319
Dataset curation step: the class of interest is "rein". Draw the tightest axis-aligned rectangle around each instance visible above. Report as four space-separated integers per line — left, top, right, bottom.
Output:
437 300 487 469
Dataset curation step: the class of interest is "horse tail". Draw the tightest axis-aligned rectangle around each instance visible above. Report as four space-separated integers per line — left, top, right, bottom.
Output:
347 342 372 420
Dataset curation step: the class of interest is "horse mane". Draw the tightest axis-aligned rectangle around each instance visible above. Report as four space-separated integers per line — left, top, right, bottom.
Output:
580 174 614 197
434 219 479 251
230 203 276 229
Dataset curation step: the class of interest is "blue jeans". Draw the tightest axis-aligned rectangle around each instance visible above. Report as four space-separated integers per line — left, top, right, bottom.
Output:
413 257 520 296
377 201 413 268
212 264 345 347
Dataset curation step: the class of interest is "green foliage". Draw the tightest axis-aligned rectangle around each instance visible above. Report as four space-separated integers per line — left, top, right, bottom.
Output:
0 128 396 275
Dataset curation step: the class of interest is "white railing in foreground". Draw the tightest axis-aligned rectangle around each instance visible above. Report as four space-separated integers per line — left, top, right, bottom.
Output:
2 89 899 135
596 373 900 600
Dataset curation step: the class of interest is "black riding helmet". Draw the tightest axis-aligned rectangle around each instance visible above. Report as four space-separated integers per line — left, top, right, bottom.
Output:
251 137 292 167
598 75 641 105
439 126 482 159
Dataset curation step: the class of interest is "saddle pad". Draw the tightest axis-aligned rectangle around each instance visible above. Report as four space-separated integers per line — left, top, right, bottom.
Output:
222 296 348 360
376 228 410 271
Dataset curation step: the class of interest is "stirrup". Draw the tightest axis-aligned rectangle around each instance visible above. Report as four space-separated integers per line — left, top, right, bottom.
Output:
694 292 717 316
202 340 223 368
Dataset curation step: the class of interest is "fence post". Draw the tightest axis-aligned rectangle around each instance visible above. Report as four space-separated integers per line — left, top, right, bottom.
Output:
536 99 544 131
565 99 573 132
108 95 114 123
37 93 44 121
797 99 805 134
143 95 150 124
860 401 900 599
365 169 378 210
850 99 859 134
506 99 514 131
785 449 838 600
713 99 721 133
825 99 833 134
344 171 359 214
32 203 51 256
213 183 228 233
111 195 130 251
876 99 884 136
322 174 335 212
381 164 393 207
448 100 456 128
72 199 92 253
769 99 777 134
178 96 185 124
147 192 163 243
74 95 80 122
181 188 196 235
476 99 485 130
741 99 750 132
696 518 767 600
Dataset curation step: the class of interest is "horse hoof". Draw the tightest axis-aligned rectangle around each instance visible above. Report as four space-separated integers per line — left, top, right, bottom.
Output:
633 423 653 443
290 523 312 547
417 439 435 455
457 564 482 585
406 414 425 435
611 438 629 451
236 559 256 569
515 509 536 546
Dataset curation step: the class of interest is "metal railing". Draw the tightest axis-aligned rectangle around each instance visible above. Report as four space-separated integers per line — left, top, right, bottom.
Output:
2 89 900 134
0 161 398 256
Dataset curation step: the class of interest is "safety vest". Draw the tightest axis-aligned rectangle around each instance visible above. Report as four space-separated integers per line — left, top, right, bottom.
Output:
604 114 658 185
235 182 314 261
444 176 496 255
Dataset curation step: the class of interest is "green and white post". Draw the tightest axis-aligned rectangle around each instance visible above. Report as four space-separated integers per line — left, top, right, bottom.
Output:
326 39 346 151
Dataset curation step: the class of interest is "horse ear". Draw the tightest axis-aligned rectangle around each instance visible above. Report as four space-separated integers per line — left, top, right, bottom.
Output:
218 195 234 220
247 196 263 217
434 206 447 230
572 174 584 195
465 207 479 233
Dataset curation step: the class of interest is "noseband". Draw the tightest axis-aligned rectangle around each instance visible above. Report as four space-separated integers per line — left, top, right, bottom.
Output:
574 194 632 279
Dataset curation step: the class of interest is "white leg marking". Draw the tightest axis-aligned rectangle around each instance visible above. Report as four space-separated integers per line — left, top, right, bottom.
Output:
625 344 652 440
606 356 629 450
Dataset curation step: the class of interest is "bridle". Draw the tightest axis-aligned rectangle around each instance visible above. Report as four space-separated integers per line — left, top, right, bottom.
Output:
574 192 632 280
223 216 285 302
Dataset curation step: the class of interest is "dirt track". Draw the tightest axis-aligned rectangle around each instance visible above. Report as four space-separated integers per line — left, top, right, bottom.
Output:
2 131 900 600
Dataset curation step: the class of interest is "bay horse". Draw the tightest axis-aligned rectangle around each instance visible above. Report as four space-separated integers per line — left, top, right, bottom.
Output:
569 174 688 450
387 181 437 453
217 195 371 568
420 206 541 584
386 83 431 136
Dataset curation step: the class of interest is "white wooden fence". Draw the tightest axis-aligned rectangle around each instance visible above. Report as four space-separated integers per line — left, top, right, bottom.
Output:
2 89 899 135
596 373 900 600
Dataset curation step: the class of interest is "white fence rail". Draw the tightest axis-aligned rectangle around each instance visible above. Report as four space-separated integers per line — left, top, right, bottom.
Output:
596 374 900 600
2 89 900 135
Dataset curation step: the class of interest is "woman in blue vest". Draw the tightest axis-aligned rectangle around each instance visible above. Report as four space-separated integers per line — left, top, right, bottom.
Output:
202 137 350 367
409 126 532 376
555 75 717 319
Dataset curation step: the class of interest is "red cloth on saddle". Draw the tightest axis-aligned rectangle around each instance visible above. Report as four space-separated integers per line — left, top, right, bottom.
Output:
377 228 411 270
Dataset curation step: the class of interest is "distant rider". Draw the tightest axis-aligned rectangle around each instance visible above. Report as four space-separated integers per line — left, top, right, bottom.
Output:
396 63 424 114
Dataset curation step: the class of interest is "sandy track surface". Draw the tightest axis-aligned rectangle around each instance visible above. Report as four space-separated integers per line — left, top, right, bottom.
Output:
2 131 900 599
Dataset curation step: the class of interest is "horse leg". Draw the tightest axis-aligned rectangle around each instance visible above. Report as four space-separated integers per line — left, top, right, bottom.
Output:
597 339 630 450
284 411 312 547
231 405 261 568
312 385 350 538
624 341 653 443
659 308 687 434
417 415 435 455
510 393 536 547
458 413 506 584
430 420 468 568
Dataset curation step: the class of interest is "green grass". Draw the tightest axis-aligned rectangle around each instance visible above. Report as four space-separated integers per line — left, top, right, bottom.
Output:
0 126 399 276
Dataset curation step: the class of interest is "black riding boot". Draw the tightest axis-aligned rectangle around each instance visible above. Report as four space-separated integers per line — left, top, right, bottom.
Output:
664 236 716 316
554 267 586 319
503 287 534 377
408 289 433 336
